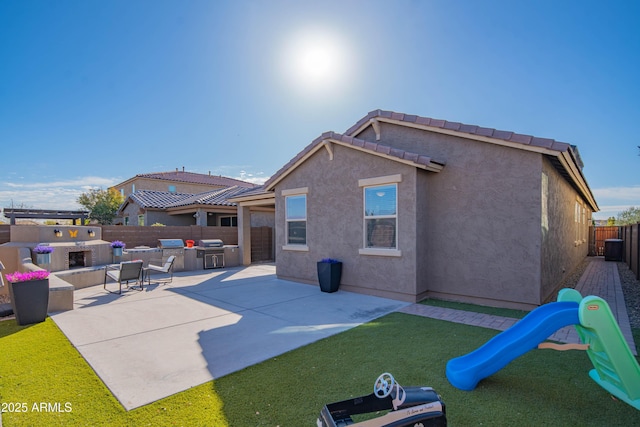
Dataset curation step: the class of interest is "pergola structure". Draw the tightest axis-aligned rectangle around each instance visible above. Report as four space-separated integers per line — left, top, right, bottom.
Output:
3 208 89 225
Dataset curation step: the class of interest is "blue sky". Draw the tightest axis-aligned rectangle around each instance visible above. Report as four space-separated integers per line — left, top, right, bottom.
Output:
1 0 638 220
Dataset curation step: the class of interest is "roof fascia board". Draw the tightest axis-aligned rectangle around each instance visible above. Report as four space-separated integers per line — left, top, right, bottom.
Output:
167 205 237 215
228 192 275 203
557 152 599 211
236 198 276 207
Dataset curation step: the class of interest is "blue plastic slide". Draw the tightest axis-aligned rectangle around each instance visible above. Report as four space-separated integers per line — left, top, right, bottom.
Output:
446 301 580 391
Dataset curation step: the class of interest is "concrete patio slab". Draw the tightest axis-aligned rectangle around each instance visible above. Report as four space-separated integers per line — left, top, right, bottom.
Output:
51 264 409 410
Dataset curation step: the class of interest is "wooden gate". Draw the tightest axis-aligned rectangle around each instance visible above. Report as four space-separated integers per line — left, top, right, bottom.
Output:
589 226 620 256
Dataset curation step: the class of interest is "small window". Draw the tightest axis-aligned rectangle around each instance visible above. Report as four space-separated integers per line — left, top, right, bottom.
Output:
138 215 144 226
132 184 136 193
168 185 176 193
124 216 129 226
120 188 125 197
364 184 397 249
220 216 238 227
286 194 306 245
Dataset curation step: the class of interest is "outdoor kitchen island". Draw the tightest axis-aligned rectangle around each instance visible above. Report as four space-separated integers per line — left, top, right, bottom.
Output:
124 240 240 271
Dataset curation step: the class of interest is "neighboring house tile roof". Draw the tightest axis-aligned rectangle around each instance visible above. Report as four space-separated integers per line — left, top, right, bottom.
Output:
126 186 251 210
345 109 573 153
135 171 257 188
167 186 252 208
129 190 192 209
264 131 444 190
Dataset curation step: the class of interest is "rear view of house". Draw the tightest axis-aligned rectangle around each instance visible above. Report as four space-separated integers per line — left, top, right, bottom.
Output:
236 110 598 309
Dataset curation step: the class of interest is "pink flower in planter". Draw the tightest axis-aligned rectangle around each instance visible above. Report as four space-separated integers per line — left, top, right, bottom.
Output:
5 270 50 283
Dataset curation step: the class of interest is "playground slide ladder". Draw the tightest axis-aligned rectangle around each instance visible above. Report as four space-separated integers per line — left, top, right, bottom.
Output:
558 288 640 410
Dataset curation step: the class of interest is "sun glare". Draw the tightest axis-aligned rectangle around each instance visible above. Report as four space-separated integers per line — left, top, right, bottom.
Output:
281 28 351 95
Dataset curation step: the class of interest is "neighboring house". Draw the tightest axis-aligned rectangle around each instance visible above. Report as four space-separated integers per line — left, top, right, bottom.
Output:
111 169 256 200
232 109 598 310
111 170 263 226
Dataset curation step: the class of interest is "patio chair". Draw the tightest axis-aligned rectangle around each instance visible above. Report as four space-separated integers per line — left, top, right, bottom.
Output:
103 261 144 294
145 255 176 285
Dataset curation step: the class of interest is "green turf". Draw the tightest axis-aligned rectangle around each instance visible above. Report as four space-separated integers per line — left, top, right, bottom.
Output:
2 315 640 426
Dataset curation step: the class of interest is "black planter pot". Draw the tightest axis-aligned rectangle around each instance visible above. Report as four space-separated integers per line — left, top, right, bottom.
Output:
317 262 342 293
8 279 49 326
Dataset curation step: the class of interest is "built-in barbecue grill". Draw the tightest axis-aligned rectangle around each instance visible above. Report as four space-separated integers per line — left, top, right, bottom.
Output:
157 239 185 271
196 239 225 269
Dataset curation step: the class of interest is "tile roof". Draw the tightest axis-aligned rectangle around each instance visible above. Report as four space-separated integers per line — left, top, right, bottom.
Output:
129 190 192 209
135 171 257 188
167 186 252 208
254 109 595 211
264 131 444 190
127 186 250 210
345 109 572 153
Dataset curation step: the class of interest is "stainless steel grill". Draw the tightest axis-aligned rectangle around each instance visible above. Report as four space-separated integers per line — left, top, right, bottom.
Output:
158 239 185 271
196 239 224 269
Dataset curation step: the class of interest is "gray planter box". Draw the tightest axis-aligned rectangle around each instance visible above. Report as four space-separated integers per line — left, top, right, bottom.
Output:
317 262 342 293
8 279 49 326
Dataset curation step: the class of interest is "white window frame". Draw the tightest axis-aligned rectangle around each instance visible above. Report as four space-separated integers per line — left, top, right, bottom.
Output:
358 175 402 257
575 198 586 246
283 187 309 251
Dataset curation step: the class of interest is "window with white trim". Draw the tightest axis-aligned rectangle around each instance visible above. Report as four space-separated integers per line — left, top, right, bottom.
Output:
364 183 397 249
285 194 307 245
575 199 587 245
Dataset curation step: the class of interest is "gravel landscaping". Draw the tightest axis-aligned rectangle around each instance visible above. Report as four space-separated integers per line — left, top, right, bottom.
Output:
619 262 640 328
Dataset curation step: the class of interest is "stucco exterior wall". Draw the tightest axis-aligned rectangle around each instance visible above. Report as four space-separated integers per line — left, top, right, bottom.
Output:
415 169 431 300
120 203 195 227
539 157 590 302
250 211 275 228
363 123 544 308
274 144 422 301
272 120 591 308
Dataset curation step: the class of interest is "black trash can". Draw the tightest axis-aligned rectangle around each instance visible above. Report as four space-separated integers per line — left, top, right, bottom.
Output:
604 239 623 261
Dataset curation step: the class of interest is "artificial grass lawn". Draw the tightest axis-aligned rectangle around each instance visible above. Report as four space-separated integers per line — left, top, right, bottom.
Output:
2 315 640 426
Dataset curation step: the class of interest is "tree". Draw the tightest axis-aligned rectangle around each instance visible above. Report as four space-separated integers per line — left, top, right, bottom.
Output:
607 217 617 226
77 188 124 225
616 206 640 226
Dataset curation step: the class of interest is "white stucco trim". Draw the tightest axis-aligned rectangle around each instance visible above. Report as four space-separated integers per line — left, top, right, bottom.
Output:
282 187 308 196
322 141 334 160
358 248 402 257
370 118 381 140
358 174 402 187
282 244 309 252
